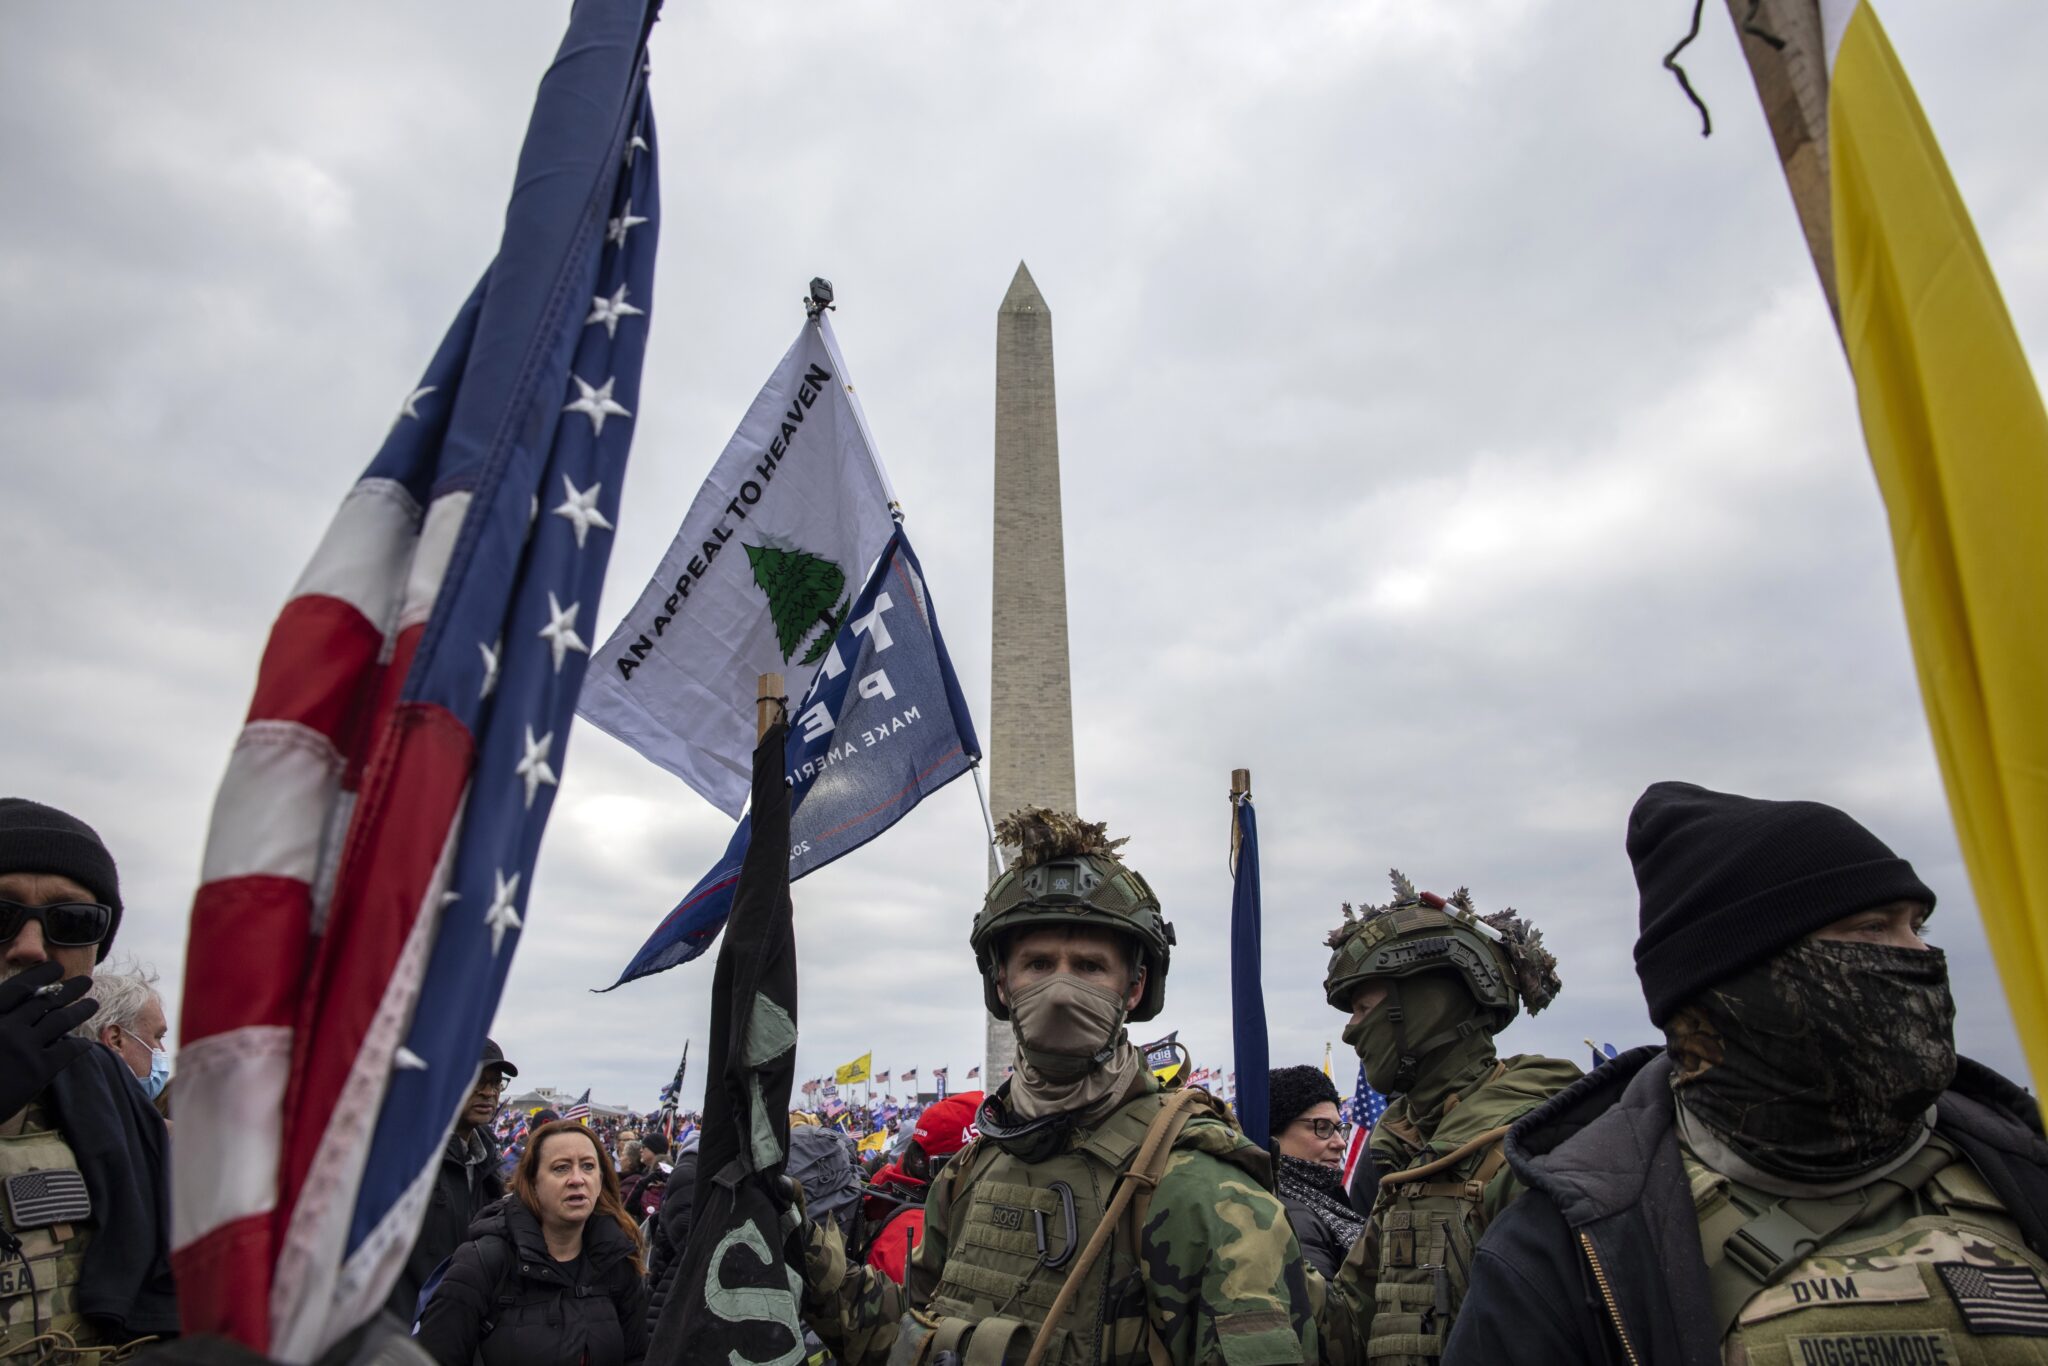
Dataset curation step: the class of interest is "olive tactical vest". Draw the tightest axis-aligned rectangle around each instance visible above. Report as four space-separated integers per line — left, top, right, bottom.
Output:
1689 1134 2048 1365
1364 1128 1506 1364
0 1108 97 1360
920 1088 1260 1366
1361 1056 1579 1365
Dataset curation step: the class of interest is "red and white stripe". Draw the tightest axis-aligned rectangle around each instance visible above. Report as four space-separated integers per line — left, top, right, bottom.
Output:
1340 1121 1371 1190
176 479 476 1359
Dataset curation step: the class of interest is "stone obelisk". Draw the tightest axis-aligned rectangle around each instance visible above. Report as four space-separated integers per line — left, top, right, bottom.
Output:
986 261 1078 1082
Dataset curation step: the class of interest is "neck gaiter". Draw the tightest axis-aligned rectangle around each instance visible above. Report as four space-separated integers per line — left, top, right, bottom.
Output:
1666 938 1955 1183
1006 974 1144 1123
1341 972 1492 1122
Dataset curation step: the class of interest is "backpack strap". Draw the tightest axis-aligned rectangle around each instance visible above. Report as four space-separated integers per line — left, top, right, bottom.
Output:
1020 1086 1208 1366
474 1232 521 1335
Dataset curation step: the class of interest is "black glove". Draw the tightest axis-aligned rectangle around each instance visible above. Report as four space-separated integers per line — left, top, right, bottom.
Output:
0 960 97 1122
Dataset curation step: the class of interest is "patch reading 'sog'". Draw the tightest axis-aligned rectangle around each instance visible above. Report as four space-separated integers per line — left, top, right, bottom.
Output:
988 1204 1026 1232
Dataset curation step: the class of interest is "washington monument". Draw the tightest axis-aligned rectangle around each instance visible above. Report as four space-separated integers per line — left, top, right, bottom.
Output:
985 261 1078 1081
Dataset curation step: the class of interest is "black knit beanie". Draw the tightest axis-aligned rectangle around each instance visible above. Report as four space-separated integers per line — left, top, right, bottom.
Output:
1630 781 1934 1025
0 798 123 961
1267 1064 1342 1135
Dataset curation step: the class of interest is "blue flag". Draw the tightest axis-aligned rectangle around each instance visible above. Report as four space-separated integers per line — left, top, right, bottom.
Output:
1230 795 1271 1150
608 526 980 985
1590 1041 1619 1069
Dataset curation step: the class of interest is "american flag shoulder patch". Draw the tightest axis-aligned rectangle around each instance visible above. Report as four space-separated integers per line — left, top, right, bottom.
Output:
4 1169 92 1229
1936 1260 2048 1337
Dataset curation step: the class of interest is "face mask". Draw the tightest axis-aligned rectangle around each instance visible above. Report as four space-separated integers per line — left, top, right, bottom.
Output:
1668 938 1955 1182
121 1027 171 1102
1008 974 1127 1081
1342 973 1485 1097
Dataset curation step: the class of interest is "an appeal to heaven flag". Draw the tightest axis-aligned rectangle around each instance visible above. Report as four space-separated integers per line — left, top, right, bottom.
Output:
647 711 803 1366
605 526 981 986
579 312 896 817
1816 0 2048 1091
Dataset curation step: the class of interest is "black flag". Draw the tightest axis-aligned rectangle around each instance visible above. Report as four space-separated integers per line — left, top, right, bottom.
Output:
649 707 804 1363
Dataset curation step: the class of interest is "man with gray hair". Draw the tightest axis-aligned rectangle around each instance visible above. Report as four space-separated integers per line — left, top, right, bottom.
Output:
81 962 169 1102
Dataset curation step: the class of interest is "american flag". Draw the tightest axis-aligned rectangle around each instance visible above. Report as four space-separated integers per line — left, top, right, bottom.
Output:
563 1089 593 1124
3 1169 90 1228
1936 1263 2048 1335
1339 1062 1389 1188
966 1065 980 1079
874 1070 891 1084
170 2 659 1357
900 1068 917 1083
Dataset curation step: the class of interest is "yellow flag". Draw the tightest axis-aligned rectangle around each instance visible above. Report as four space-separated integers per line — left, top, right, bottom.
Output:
834 1052 872 1086
1321 1043 1333 1079
1823 1 2048 1091
857 1129 888 1155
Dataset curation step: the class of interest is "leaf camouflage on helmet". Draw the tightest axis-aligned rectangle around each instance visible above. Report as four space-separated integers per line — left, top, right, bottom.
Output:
972 808 1175 1023
994 808 1129 869
1321 871 1561 1030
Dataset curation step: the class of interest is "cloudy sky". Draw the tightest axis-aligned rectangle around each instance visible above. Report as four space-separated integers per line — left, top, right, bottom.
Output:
6 2 2046 1114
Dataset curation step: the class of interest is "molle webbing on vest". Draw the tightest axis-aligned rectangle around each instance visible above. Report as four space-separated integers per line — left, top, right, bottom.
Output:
0 1115 96 1359
1693 1134 1960 1343
1366 1129 1512 1365
1022 1086 1208 1366
923 1086 1225 1366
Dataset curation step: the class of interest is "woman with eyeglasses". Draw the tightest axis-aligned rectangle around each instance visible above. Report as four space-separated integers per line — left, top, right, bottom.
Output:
1268 1065 1365 1277
416 1118 648 1366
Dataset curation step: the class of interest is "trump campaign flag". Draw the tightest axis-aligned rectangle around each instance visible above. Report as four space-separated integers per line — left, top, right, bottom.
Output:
607 526 981 984
578 306 898 818
173 1 659 1355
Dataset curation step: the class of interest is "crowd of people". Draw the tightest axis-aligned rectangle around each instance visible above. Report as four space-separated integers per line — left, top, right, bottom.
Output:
4 782 2048 1365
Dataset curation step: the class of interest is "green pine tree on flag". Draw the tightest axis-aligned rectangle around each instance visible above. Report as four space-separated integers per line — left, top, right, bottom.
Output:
746 543 850 666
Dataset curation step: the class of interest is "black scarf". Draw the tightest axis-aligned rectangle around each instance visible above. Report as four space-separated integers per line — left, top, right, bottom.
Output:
45 1045 179 1337
1275 1153 1365 1251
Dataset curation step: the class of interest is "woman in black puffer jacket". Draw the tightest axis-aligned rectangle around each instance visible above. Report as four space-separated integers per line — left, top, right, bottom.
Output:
416 1119 648 1366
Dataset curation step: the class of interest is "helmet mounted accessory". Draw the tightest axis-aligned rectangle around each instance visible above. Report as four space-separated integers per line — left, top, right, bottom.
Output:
971 807 1175 1023
1324 870 1563 1093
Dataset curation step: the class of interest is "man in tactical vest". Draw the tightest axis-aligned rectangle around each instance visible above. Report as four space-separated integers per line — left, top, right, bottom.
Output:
0 798 178 1356
1315 871 1580 1364
800 809 1317 1366
1446 781 2048 1365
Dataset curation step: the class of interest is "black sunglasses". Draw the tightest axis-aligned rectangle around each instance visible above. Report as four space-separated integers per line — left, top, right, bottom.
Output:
0 900 113 948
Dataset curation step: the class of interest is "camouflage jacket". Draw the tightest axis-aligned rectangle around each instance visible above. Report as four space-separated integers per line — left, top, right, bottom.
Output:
801 1078 1316 1366
1313 1053 1583 1364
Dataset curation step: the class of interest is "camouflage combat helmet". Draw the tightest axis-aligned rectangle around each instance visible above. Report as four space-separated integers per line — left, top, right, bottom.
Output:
1324 871 1561 1055
971 808 1174 1023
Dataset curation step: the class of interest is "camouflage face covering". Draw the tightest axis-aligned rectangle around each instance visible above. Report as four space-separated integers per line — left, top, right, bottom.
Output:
1341 971 1484 1099
1667 939 1957 1181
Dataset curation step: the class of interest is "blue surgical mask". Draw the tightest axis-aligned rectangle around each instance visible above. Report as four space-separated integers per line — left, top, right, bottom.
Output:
122 1027 171 1102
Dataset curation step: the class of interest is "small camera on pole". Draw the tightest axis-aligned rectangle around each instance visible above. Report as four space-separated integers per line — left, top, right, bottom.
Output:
804 277 835 317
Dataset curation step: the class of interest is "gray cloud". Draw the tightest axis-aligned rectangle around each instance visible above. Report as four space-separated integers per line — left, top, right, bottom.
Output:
3 2 2043 1115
